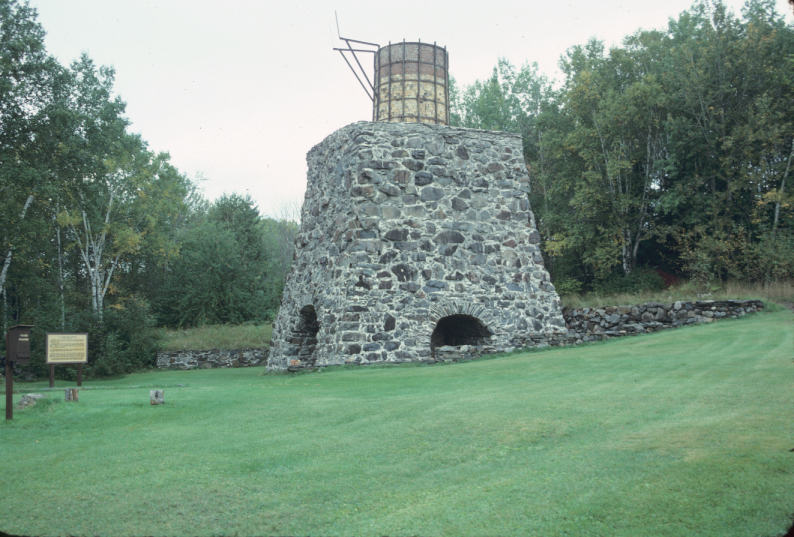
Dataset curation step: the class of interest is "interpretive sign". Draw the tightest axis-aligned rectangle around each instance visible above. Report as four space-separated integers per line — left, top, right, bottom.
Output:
7 325 32 364
46 333 88 364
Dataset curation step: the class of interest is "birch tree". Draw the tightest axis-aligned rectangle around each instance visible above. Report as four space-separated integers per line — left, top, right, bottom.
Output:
558 38 669 276
58 138 189 320
54 56 186 320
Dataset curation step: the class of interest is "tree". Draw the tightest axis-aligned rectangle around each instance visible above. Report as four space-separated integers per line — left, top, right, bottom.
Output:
209 193 268 266
261 199 300 312
50 56 191 320
657 0 794 281
559 35 670 276
0 0 60 310
155 193 272 327
453 0 794 289
0 2 203 376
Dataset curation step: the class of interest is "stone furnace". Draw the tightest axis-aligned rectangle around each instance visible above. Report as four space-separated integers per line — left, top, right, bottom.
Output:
267 121 565 371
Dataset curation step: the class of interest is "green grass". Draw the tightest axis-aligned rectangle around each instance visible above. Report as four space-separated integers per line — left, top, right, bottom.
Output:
561 279 794 309
2 309 793 536
156 323 272 351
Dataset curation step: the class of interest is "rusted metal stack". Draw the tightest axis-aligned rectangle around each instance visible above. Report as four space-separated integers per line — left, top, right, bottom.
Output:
373 41 449 125
334 30 449 125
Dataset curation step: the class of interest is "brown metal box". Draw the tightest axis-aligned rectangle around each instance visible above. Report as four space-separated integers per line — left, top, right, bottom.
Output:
7 325 33 365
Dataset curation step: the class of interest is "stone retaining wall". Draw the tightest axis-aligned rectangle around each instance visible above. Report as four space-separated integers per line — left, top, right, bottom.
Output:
561 299 763 338
155 299 763 370
430 299 764 362
156 348 269 370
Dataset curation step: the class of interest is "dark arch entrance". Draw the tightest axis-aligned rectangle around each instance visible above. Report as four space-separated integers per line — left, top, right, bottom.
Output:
430 314 492 355
293 305 320 365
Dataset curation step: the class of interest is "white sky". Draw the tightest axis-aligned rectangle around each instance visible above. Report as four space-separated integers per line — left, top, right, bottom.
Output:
29 0 793 219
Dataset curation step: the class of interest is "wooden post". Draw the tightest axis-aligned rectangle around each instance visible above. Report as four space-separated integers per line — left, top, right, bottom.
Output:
5 354 12 421
64 388 78 402
7 325 34 420
49 364 54 388
77 364 82 387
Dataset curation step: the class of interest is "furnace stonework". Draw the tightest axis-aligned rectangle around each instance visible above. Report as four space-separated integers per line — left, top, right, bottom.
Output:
267 121 565 371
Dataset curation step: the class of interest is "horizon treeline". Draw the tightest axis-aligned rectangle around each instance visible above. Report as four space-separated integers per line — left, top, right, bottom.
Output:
0 0 297 376
451 0 794 295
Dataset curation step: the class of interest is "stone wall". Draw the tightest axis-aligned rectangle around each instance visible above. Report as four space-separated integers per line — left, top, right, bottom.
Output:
156 348 268 370
267 121 566 371
561 299 763 338
154 300 763 370
431 299 764 362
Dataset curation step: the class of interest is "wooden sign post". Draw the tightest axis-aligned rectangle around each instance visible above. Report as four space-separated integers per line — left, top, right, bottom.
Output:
5 325 33 421
46 333 88 389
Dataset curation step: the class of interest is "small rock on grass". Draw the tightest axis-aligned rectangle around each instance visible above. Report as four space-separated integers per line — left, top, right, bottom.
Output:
18 394 45 408
150 390 164 405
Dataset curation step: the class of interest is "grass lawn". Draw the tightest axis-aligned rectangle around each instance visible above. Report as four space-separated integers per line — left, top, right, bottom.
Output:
1 308 792 537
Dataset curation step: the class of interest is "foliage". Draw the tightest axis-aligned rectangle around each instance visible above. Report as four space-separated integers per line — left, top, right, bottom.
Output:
0 2 296 376
458 0 794 291
89 331 126 378
45 296 160 378
0 0 60 305
738 229 794 281
154 194 279 328
550 277 584 296
261 216 299 311
590 268 665 296
1 310 792 536
156 223 255 327
104 296 160 371
560 279 793 308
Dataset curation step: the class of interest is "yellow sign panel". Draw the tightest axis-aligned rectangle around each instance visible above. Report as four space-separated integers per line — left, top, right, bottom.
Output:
46 333 88 364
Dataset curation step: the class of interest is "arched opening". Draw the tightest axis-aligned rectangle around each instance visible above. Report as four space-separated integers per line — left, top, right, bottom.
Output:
430 314 492 355
293 305 320 365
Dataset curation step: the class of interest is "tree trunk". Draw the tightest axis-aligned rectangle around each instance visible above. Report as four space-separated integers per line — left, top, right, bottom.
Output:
55 213 65 330
773 143 793 238
632 228 643 270
0 194 35 294
622 228 632 275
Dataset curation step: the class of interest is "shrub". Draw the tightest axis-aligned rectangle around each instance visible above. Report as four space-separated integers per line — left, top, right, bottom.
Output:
65 296 159 378
591 269 665 296
552 277 584 296
90 332 127 378
737 230 794 282
104 296 160 370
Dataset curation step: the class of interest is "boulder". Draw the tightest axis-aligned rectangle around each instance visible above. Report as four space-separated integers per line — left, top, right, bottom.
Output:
18 393 45 408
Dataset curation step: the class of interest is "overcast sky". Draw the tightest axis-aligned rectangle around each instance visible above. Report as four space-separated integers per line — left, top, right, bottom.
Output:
28 0 793 219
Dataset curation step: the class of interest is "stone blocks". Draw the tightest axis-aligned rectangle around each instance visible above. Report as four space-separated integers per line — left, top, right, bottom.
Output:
155 348 268 370
562 299 764 338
